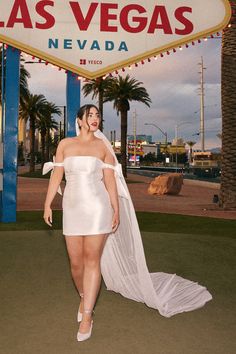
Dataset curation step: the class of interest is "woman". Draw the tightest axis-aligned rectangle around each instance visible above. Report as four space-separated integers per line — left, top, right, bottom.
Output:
43 104 212 342
43 104 120 341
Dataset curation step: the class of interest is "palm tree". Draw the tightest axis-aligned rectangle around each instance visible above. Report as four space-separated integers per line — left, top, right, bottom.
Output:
36 102 60 167
19 64 30 106
104 75 151 177
220 2 236 209
44 103 61 162
82 76 115 131
186 141 196 163
20 94 47 172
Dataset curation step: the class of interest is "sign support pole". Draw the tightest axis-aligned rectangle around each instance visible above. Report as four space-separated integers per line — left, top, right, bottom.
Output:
66 72 81 137
0 47 20 222
0 45 6 218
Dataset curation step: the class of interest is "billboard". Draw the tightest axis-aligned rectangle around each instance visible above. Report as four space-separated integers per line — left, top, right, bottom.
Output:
0 0 231 78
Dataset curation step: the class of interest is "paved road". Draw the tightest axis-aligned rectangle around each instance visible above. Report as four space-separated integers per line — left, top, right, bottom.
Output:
17 173 236 220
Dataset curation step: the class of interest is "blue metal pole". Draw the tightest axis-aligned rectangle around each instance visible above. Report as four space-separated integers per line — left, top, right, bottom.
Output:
0 45 5 218
1 47 20 222
66 72 81 137
1 44 5 126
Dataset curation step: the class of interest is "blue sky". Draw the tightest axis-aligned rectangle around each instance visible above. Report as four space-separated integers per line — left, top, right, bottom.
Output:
26 37 222 150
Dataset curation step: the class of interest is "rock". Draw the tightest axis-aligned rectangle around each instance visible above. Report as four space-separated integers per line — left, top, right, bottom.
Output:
148 173 183 195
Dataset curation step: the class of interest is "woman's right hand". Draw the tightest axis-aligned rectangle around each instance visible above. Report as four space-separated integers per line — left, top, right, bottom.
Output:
44 206 52 227
111 211 120 233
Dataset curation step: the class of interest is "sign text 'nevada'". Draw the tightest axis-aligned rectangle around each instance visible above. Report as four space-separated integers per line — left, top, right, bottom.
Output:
0 0 231 78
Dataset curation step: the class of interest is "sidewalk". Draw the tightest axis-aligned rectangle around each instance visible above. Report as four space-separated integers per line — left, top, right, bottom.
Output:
17 173 236 220
126 174 236 219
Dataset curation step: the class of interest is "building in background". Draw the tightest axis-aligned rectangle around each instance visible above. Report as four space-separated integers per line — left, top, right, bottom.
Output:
127 134 153 143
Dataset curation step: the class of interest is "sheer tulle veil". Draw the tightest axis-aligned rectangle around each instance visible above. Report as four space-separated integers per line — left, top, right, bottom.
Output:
75 118 212 317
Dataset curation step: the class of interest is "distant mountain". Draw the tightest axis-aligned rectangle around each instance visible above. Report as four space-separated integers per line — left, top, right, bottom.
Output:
210 147 221 153
193 147 221 153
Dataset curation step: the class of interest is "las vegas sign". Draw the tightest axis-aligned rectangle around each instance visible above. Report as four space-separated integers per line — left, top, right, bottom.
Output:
0 0 232 79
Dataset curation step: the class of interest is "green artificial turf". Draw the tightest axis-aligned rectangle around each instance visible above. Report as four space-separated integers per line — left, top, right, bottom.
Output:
0 229 235 354
137 211 236 238
0 210 63 231
0 211 235 238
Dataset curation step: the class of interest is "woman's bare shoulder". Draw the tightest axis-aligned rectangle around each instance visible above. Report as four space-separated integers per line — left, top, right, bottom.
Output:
60 137 75 143
95 137 105 144
96 138 116 165
95 137 107 150
57 137 75 147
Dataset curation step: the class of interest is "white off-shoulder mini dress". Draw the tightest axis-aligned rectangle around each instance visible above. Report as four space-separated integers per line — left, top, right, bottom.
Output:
43 155 117 236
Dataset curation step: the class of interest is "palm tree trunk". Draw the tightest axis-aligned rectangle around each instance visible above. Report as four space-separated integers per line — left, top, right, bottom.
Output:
41 130 46 168
220 3 236 209
189 145 194 163
98 90 104 132
120 110 128 178
189 147 192 163
46 129 50 161
29 116 35 172
98 76 104 132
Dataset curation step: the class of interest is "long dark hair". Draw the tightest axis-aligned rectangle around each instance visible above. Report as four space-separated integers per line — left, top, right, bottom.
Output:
77 104 100 131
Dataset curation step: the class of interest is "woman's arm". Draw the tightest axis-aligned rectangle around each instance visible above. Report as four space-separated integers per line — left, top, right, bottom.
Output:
103 149 120 232
43 140 65 226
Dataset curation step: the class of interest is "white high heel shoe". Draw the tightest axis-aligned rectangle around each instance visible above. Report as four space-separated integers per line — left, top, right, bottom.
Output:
77 309 94 342
77 293 83 323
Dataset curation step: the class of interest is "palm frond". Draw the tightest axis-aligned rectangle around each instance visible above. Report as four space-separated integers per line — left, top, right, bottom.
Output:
103 74 151 112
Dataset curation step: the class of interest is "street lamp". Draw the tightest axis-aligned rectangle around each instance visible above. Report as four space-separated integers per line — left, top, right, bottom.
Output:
144 123 167 145
145 123 168 165
192 129 221 137
175 121 192 170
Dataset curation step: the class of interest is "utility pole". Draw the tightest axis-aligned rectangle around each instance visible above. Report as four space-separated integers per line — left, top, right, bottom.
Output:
110 130 113 145
198 57 206 152
133 110 137 166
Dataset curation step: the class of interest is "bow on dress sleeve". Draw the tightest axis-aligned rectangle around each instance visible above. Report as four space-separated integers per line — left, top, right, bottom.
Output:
42 157 64 196
103 162 129 199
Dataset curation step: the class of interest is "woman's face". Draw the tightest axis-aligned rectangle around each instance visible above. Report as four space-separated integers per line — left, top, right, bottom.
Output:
79 107 100 132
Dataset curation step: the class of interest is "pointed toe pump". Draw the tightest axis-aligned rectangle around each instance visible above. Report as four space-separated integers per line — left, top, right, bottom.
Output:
77 309 94 342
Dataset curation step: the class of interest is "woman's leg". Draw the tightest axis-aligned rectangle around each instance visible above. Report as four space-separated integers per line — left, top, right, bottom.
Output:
65 236 84 296
79 233 108 333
